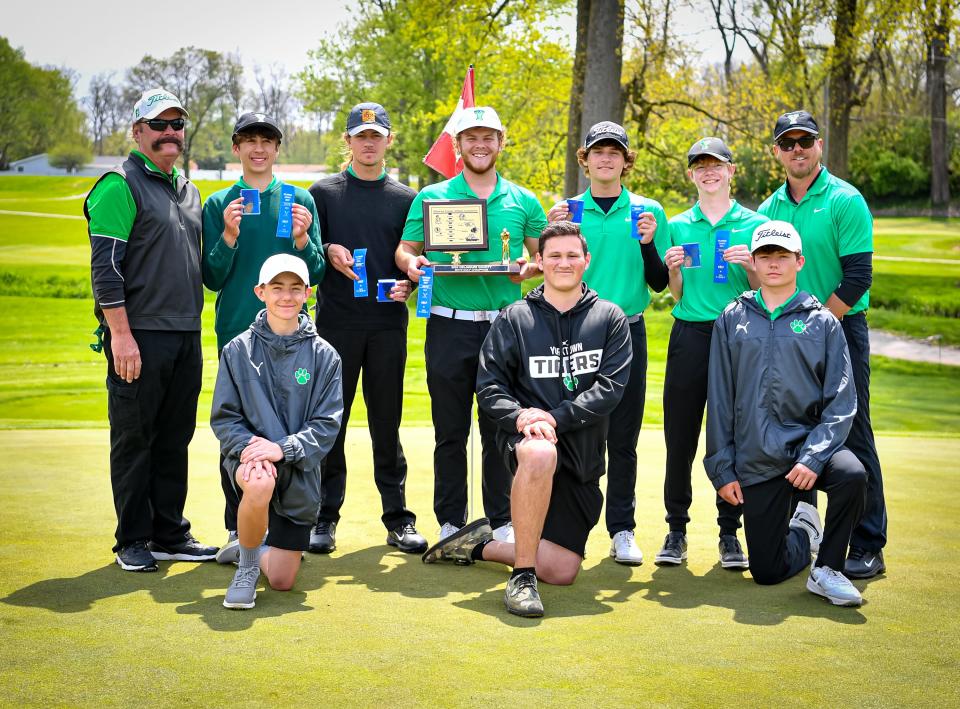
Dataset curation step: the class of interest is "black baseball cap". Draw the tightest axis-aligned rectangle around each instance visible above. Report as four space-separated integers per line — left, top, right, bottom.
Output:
773 110 819 141
687 137 733 166
347 102 391 136
584 121 629 150
233 112 282 141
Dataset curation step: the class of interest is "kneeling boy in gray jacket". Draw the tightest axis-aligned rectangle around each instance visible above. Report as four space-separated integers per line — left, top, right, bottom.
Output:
705 221 868 607
212 254 343 609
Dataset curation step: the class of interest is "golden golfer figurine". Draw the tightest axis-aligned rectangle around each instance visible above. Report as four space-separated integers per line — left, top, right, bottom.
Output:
501 229 510 265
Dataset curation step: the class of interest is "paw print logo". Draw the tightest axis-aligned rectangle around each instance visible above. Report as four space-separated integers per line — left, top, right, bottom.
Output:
294 368 311 385
790 319 807 334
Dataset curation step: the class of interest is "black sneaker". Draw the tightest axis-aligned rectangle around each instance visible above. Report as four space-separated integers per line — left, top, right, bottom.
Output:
718 534 749 570
654 531 688 566
844 547 885 579
386 523 428 554
148 534 218 562
116 540 158 572
309 521 336 554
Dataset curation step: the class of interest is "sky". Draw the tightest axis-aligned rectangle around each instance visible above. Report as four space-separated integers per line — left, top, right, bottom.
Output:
6 0 735 103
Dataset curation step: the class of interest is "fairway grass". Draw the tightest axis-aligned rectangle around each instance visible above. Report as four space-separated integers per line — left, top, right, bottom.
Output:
1 428 958 706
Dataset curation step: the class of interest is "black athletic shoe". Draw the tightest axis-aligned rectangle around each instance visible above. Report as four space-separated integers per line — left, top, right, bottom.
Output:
148 535 218 561
844 547 885 579
654 531 688 566
422 518 493 564
386 523 428 554
116 541 158 572
718 534 749 570
309 521 336 554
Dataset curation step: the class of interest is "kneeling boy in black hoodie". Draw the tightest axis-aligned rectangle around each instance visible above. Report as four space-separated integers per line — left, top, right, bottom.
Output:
421 221 633 618
212 254 343 609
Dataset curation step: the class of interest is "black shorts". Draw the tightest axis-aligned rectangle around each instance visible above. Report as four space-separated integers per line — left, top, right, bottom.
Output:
265 507 311 552
503 435 603 558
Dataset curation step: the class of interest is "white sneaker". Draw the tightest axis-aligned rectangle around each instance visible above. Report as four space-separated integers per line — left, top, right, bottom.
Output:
609 530 644 566
492 522 515 544
807 564 863 607
438 523 460 542
789 501 823 555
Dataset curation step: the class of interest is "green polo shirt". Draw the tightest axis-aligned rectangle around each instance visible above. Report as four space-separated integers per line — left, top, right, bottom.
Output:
755 288 800 320
402 172 547 310
86 150 181 239
758 166 873 315
574 188 669 316
668 201 769 322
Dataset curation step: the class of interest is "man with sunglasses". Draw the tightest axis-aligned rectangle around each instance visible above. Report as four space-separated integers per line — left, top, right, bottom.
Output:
759 110 885 580
85 88 217 572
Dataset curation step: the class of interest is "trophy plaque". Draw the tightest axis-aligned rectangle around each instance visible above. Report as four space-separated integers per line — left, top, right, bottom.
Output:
422 199 520 275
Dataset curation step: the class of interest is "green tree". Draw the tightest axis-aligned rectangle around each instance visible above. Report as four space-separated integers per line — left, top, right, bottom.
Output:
299 0 570 195
0 37 87 170
48 140 93 173
126 47 243 177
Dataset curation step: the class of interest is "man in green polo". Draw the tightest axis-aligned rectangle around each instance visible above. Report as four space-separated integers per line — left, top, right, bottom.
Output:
656 137 768 569
758 110 885 580
546 120 669 566
396 106 547 543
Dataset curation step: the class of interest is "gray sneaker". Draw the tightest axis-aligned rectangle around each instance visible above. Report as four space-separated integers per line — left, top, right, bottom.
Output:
789 502 823 555
215 531 240 565
504 570 544 617
421 518 492 564
807 565 863 607
223 565 261 609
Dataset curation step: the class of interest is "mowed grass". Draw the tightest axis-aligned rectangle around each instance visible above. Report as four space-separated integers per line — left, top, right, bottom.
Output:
1 176 959 705
0 428 958 706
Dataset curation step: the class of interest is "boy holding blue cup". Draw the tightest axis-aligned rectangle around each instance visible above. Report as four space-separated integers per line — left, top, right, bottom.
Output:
654 136 768 570
547 121 669 566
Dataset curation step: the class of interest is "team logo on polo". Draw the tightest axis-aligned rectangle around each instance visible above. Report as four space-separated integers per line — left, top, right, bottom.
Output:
361 109 376 123
790 319 807 334
294 368 311 384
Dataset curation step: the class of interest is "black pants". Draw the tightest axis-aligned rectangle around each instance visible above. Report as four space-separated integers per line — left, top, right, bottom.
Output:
742 448 866 585
216 348 242 533
604 317 647 536
104 328 201 552
842 313 887 553
316 327 413 530
662 319 742 536
425 314 512 529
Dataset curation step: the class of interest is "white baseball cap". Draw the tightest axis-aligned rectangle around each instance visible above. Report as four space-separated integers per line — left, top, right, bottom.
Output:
258 254 310 287
454 106 503 136
132 88 188 122
751 221 803 254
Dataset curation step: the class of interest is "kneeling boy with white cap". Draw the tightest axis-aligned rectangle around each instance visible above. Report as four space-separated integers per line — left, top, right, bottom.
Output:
211 254 343 609
704 221 868 606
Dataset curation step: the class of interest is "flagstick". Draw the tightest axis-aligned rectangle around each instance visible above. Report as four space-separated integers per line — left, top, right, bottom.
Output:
468 402 475 522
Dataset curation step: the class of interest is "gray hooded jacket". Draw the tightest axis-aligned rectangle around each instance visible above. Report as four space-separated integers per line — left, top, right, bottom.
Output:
211 311 343 526
704 290 856 491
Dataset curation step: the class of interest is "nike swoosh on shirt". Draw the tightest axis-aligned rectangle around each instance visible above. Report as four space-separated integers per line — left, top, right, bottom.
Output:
814 207 826 213
730 227 751 232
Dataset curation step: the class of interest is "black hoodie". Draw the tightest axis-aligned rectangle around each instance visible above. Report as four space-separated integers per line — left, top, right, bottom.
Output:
476 283 632 483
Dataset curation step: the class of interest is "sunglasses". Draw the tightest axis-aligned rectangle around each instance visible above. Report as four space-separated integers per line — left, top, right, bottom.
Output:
776 135 817 151
141 118 186 132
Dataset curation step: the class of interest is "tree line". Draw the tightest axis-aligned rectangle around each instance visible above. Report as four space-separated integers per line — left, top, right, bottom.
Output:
0 0 956 212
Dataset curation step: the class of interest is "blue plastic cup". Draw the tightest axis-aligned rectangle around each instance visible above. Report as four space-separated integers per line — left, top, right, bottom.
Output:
566 198 585 223
376 278 397 303
630 204 646 239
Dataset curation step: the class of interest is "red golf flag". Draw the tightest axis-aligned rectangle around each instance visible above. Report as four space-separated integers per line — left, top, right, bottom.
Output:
423 65 475 178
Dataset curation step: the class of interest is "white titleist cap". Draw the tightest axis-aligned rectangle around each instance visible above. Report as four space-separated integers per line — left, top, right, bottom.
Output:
751 220 802 254
258 254 310 287
132 88 188 122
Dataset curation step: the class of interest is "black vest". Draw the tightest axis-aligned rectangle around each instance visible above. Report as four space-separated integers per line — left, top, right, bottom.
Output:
86 153 203 330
